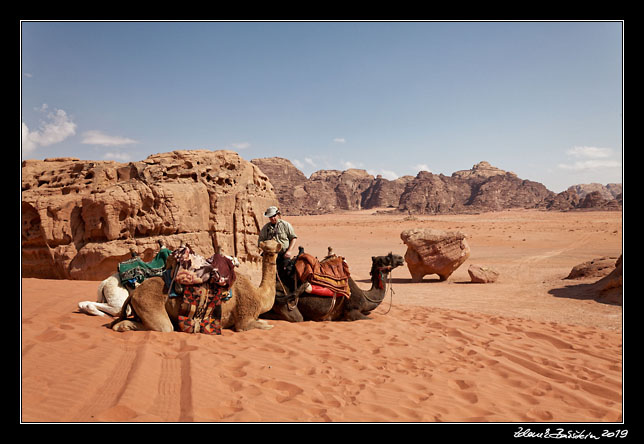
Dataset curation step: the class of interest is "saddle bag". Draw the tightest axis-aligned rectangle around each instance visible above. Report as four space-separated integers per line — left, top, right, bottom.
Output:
177 284 229 335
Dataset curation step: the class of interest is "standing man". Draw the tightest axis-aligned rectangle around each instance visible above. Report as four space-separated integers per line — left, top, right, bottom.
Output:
258 206 298 278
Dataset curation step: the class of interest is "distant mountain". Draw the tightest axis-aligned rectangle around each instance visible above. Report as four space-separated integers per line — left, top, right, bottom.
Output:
251 158 622 215
567 183 622 200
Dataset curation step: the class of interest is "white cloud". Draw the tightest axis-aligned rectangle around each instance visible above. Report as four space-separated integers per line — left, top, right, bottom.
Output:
230 142 251 150
368 168 399 180
23 72 33 78
342 160 360 169
22 123 35 153
333 138 346 143
557 159 621 171
82 130 138 146
22 106 77 154
304 157 316 167
566 146 613 159
103 152 132 162
414 163 431 172
558 145 621 172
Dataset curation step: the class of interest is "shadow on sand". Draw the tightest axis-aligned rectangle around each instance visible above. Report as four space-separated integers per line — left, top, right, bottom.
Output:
355 277 451 284
548 281 622 306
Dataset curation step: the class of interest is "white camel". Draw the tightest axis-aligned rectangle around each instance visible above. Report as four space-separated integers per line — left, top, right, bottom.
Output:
78 272 133 317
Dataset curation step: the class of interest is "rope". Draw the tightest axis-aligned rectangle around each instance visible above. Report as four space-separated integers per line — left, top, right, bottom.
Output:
379 270 395 315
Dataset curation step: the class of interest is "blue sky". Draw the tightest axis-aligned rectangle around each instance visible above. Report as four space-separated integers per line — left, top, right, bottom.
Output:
21 21 622 193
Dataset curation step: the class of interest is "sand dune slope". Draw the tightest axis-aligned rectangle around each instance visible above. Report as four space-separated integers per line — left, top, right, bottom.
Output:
21 278 621 423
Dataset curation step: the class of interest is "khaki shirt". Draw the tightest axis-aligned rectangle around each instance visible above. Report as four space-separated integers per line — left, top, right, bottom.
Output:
258 219 297 252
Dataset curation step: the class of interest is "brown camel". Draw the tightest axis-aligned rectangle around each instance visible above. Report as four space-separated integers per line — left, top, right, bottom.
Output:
110 240 282 333
266 249 405 322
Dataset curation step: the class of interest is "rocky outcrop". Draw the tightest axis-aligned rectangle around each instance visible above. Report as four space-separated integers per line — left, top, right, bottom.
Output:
362 175 415 209
22 150 278 280
251 157 379 215
567 183 622 200
250 157 309 215
595 256 622 293
468 264 500 283
467 174 554 211
561 256 623 305
400 228 470 282
254 159 614 216
397 165 554 215
578 191 622 210
309 168 375 213
565 256 619 280
538 190 582 211
398 172 474 214
452 160 513 180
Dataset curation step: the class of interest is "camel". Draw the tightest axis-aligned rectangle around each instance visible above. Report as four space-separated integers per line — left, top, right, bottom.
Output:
110 240 282 333
78 241 170 317
265 250 405 322
77 272 132 317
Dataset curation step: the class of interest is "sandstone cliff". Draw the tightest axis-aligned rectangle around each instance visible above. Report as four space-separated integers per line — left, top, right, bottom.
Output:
22 150 278 280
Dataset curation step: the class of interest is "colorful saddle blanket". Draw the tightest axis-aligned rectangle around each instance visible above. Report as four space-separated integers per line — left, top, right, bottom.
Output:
165 245 236 335
177 284 229 335
118 247 172 287
295 253 351 298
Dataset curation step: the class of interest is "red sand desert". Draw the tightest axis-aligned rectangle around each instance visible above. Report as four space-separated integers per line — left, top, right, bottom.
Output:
21 209 623 422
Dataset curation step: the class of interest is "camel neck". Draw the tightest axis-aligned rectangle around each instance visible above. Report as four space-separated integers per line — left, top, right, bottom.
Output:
260 255 277 286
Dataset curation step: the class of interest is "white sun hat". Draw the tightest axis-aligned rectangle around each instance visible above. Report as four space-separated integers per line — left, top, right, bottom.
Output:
264 206 279 217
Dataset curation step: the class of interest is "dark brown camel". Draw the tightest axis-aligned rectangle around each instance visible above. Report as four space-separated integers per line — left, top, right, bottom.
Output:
264 251 404 322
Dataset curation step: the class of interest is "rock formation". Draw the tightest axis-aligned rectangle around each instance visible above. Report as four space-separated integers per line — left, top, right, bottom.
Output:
400 228 470 282
253 159 618 216
361 175 415 209
452 160 512 180
397 164 554 215
594 255 622 298
560 255 622 305
538 190 582 211
22 150 278 280
565 256 620 280
468 264 500 283
567 183 622 200
250 157 309 215
252 158 379 215
577 191 622 210
398 172 474 214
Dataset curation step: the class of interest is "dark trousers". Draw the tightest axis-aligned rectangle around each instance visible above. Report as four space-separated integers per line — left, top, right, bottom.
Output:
276 251 296 291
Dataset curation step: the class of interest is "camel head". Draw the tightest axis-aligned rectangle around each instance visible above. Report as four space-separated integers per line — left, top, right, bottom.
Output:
371 252 405 273
259 240 282 258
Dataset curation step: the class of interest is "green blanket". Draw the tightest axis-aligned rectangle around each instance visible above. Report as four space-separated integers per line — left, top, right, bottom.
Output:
118 247 172 285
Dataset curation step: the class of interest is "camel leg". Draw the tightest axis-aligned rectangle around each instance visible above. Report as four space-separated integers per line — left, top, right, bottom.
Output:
343 309 371 321
119 278 174 333
235 318 274 331
131 295 174 332
78 301 108 317
79 301 124 317
111 319 147 332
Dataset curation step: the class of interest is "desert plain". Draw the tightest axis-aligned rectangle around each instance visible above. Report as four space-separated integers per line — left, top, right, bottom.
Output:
21 208 623 423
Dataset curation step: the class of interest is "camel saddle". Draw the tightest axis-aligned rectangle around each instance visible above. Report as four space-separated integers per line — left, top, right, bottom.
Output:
165 245 236 335
170 245 236 288
118 247 172 288
295 253 351 298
